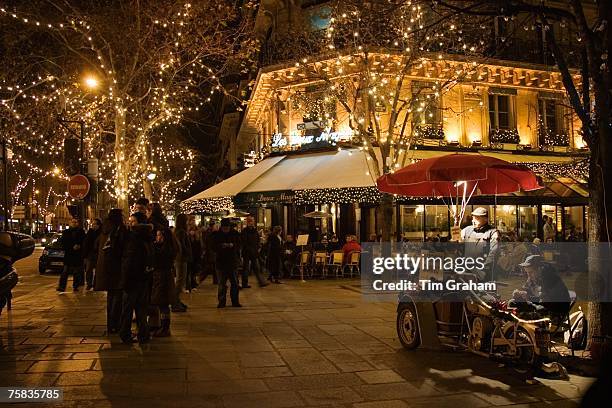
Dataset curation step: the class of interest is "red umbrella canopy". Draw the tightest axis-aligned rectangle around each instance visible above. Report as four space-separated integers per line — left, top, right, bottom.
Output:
377 153 542 197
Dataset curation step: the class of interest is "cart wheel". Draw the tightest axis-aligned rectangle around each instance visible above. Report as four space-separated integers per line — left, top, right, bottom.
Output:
505 326 536 373
397 302 420 349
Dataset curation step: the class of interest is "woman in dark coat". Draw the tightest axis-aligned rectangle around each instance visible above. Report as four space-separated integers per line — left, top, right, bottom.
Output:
267 226 283 284
119 212 154 344
94 209 127 334
150 228 177 337
172 214 191 312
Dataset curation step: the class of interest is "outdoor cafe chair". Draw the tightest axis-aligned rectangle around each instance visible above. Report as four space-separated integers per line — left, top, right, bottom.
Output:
327 250 345 279
291 250 311 279
312 250 328 279
344 251 361 277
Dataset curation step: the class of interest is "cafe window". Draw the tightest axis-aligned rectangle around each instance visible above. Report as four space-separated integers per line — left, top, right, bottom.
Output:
412 82 443 138
496 205 517 236
538 96 569 146
401 205 424 241
488 94 513 129
425 205 450 240
564 206 585 240
518 206 538 241
539 99 559 135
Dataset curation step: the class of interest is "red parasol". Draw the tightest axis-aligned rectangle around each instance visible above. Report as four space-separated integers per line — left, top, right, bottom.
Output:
377 153 542 197
377 153 542 225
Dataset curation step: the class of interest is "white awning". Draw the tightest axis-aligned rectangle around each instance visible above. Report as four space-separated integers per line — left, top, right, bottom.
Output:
183 148 578 205
182 155 285 202
241 149 379 193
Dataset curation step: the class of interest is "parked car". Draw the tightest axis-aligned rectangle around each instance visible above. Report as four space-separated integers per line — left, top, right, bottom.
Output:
38 233 64 274
35 232 56 247
1 231 35 314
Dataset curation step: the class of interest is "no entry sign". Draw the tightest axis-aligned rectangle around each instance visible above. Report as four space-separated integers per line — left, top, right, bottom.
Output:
68 174 90 200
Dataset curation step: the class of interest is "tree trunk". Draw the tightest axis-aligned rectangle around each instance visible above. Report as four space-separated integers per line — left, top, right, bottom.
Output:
379 193 394 242
114 106 129 213
586 109 612 348
139 138 154 201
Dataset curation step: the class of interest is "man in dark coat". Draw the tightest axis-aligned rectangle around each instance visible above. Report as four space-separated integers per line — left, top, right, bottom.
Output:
119 212 154 344
200 222 218 284
267 226 283 284
57 217 86 292
82 218 102 290
95 209 127 334
241 216 267 288
150 227 176 337
214 218 241 308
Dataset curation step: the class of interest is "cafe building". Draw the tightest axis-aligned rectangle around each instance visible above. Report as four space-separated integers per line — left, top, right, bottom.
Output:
182 54 589 243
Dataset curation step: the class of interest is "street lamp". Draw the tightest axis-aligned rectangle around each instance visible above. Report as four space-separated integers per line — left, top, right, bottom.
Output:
147 172 156 181
83 75 99 90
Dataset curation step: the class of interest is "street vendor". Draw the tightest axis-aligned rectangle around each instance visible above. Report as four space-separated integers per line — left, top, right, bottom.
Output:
461 207 500 281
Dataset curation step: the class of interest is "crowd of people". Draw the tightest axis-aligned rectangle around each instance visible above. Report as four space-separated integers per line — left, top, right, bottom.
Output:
56 201 343 344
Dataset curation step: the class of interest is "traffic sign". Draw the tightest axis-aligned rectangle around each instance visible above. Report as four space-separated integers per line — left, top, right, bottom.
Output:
67 174 90 200
13 205 25 220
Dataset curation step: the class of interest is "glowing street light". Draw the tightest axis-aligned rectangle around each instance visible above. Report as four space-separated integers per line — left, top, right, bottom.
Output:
147 172 157 181
83 75 99 90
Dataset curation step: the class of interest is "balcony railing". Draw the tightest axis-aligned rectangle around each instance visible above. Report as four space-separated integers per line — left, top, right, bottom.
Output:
260 27 581 69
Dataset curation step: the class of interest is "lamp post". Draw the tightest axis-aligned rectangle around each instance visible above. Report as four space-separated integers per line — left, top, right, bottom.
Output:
57 74 98 224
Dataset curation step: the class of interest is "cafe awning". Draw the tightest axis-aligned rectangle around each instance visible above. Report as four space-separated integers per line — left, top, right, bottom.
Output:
181 147 587 213
242 149 378 192
183 155 285 202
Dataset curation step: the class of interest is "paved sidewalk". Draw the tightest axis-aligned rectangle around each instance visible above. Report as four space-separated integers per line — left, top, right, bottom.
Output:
1 275 594 408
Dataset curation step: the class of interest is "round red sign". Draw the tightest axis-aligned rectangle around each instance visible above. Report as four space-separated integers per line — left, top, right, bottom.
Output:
68 174 90 200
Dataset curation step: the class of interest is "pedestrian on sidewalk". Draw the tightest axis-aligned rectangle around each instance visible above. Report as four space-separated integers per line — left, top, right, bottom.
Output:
82 218 102 290
214 218 241 308
146 202 170 332
200 221 218 285
241 216 267 288
57 217 86 292
187 220 202 291
148 202 170 234
133 197 149 216
172 213 191 313
150 227 177 337
119 212 154 344
95 209 127 334
267 226 283 284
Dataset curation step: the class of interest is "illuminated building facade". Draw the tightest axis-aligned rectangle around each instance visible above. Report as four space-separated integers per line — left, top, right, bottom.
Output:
184 0 590 242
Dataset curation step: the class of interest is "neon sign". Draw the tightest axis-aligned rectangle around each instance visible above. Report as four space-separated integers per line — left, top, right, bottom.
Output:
271 128 353 149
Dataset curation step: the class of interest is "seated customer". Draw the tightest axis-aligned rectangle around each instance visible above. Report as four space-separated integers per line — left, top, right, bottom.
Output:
341 235 361 263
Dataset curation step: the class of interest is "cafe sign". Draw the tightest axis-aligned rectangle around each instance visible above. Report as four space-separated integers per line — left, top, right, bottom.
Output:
236 190 295 205
271 128 353 150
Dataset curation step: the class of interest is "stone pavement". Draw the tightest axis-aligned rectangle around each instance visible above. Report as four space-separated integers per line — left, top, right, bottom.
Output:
0 251 595 407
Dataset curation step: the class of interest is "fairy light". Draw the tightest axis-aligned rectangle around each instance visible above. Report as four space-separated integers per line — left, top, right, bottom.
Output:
1 2 258 206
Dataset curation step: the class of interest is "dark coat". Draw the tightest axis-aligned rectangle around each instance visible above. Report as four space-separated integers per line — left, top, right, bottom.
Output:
213 229 240 269
190 233 202 263
120 224 154 290
267 233 282 264
94 224 127 291
82 228 101 262
150 230 177 306
61 227 86 266
241 226 260 258
203 228 217 263
174 228 192 263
